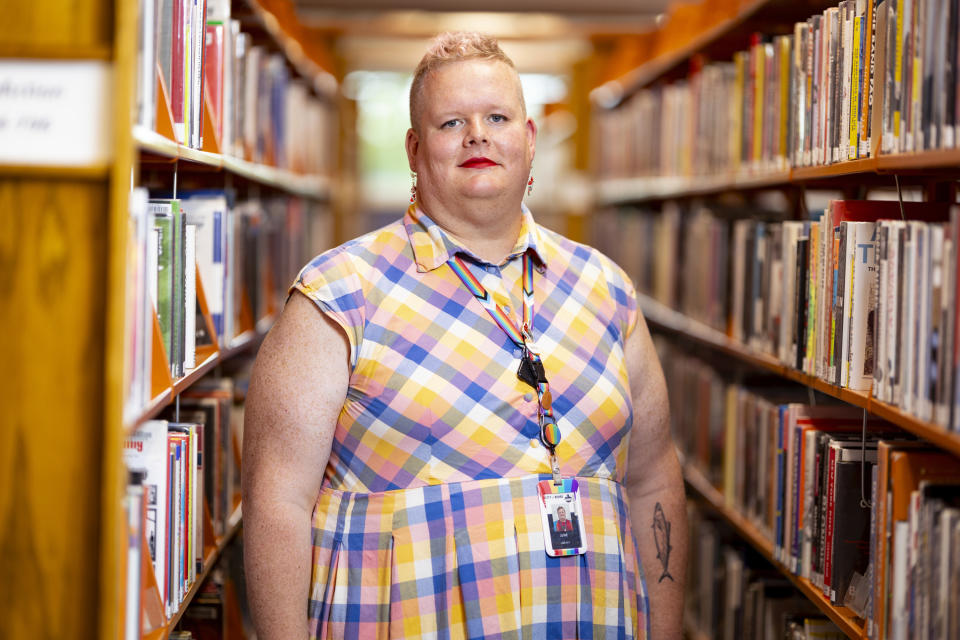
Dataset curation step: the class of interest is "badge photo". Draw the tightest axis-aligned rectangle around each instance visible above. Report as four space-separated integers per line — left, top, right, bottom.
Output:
537 478 587 557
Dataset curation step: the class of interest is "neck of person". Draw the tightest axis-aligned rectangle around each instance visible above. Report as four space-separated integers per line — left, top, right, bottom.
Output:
419 192 525 265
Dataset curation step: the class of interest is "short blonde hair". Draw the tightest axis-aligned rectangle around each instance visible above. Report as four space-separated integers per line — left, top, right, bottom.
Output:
409 31 525 130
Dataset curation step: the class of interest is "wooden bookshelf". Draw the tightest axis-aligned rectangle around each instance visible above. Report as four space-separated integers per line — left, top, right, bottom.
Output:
639 293 960 459
0 1 336 636
684 464 868 639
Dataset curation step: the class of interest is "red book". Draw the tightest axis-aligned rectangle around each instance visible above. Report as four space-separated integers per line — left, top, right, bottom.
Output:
170 0 186 142
829 199 951 226
823 441 838 594
203 23 224 145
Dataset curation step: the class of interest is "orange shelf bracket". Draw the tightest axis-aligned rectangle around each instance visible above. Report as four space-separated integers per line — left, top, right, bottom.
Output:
155 64 179 144
140 529 167 634
150 308 174 399
195 263 221 359
200 86 222 155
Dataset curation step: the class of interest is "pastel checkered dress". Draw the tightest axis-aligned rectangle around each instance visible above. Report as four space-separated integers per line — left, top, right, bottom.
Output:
291 205 650 639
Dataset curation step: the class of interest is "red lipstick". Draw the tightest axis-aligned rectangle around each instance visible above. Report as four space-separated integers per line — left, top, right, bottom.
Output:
460 157 497 168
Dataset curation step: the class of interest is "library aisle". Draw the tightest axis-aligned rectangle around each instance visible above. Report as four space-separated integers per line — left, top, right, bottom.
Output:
4 0 960 638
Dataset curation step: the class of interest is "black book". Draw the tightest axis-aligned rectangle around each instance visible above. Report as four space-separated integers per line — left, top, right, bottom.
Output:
830 457 876 604
796 236 810 371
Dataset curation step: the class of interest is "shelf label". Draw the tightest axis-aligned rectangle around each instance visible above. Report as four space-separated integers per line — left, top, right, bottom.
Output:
0 59 112 167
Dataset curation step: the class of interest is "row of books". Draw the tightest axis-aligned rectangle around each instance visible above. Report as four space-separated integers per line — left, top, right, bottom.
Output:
663 342 960 639
135 0 334 174
123 377 242 624
595 0 960 179
124 188 327 420
598 198 960 432
686 507 848 639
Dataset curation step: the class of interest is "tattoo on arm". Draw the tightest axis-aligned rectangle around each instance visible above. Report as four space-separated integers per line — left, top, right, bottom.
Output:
651 502 674 583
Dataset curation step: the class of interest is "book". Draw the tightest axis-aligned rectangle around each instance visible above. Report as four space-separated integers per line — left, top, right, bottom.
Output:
123 420 170 612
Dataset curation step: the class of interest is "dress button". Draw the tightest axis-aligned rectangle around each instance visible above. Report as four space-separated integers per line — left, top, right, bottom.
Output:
530 438 539 448
486 265 498 274
503 305 511 314
513 348 523 359
524 392 534 402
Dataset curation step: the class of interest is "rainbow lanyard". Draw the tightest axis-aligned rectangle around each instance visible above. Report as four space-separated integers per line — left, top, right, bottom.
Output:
448 252 563 483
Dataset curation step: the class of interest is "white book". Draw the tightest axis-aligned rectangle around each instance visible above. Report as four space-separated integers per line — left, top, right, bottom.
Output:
136 0 158 130
839 222 856 386
886 222 906 403
123 479 144 640
191 0 204 149
840 2 854 163
123 420 169 613
206 0 230 20
183 193 228 342
891 520 910 640
847 221 878 390
915 225 931 418
184 223 197 369
901 224 919 411
935 508 960 638
188 425 197 584
780 222 803 364
875 222 890 400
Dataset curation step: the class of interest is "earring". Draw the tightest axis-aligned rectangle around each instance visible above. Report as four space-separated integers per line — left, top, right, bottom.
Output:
527 176 534 196
410 172 417 203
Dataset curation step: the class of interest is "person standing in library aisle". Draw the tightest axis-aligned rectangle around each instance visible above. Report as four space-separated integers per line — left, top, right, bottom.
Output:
242 31 686 639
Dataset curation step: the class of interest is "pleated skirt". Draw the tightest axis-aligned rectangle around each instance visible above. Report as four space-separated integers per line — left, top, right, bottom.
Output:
307 474 650 640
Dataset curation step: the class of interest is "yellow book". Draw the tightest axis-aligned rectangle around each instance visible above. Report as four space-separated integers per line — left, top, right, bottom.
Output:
850 10 862 158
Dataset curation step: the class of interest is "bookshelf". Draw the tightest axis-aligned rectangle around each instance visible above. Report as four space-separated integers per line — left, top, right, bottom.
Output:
0 0 337 638
592 0 960 637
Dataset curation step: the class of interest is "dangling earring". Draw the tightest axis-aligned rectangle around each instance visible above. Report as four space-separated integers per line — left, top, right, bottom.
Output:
527 176 534 196
410 172 417 203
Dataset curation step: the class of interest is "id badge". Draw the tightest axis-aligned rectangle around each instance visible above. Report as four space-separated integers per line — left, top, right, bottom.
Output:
537 478 587 557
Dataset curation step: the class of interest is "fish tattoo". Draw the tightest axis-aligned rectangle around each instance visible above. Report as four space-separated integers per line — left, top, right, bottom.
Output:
651 502 674 583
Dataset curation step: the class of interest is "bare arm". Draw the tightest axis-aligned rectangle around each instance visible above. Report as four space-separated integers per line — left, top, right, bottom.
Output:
242 291 350 640
623 313 688 639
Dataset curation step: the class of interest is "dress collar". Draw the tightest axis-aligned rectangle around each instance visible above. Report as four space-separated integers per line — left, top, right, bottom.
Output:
404 202 547 273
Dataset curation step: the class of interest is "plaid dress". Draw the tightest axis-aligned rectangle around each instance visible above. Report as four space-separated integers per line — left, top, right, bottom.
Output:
291 205 650 639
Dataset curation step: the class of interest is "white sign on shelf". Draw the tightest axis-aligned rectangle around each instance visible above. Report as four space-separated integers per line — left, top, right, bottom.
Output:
0 59 112 167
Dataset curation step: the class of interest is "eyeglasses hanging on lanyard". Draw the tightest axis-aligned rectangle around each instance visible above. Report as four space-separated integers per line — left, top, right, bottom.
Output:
448 252 563 484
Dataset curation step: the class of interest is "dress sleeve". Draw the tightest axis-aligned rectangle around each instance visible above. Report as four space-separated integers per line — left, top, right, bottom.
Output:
289 246 366 370
602 258 640 343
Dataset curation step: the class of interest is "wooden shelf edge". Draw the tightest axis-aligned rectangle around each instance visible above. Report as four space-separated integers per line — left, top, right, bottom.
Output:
684 465 867 639
594 149 960 204
125 323 271 435
134 126 330 198
171 351 220 395
876 148 960 171
640 294 960 457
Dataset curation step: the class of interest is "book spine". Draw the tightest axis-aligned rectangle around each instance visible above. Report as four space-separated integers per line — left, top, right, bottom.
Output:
823 443 839 595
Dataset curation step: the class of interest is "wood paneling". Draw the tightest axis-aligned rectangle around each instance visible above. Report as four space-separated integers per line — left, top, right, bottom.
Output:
2 0 112 51
0 178 108 640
